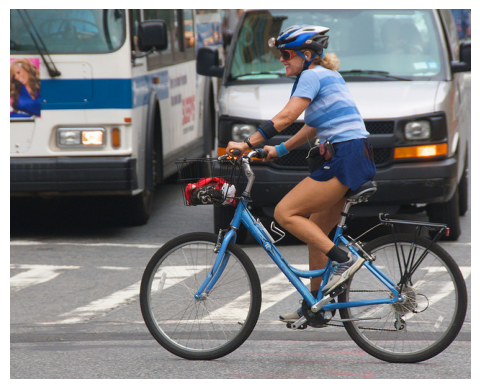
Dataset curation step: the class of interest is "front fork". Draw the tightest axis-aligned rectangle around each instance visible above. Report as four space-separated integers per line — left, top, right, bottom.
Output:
193 209 241 300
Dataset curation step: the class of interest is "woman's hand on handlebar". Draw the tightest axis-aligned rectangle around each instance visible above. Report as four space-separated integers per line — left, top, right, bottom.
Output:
226 141 249 157
262 145 278 162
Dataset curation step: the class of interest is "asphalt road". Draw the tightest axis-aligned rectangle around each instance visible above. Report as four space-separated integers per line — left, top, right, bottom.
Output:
10 181 471 379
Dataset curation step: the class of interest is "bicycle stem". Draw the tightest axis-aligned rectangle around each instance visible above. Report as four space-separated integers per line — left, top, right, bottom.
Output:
240 151 257 198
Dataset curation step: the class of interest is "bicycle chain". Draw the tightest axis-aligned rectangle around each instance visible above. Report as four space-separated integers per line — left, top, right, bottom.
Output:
324 289 400 331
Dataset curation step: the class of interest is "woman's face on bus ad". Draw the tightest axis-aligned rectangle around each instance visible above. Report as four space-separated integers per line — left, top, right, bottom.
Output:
13 65 29 86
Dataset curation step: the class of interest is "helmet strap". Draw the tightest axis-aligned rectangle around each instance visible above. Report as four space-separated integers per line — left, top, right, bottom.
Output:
303 52 317 69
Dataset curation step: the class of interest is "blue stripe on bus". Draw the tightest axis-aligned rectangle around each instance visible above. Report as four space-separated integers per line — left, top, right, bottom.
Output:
40 72 170 110
41 79 135 110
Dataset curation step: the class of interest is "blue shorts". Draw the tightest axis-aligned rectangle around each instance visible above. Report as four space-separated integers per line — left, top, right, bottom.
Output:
309 139 376 191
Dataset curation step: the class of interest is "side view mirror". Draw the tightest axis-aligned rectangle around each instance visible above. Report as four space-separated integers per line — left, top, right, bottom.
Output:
197 47 224 78
452 41 471 73
222 29 233 51
137 20 168 52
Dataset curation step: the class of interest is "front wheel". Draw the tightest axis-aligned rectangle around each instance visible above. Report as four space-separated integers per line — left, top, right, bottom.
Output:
140 232 261 360
339 233 467 363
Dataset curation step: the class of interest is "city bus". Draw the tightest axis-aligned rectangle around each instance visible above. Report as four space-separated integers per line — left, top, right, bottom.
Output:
10 9 223 225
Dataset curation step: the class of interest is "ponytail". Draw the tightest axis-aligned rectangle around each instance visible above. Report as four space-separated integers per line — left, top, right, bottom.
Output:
303 50 340 71
319 52 340 71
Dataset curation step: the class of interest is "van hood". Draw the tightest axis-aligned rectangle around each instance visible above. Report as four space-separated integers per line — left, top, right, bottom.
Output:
221 81 440 120
347 81 440 118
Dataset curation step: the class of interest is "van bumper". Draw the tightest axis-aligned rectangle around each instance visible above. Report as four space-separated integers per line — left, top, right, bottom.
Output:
249 157 458 207
10 157 138 194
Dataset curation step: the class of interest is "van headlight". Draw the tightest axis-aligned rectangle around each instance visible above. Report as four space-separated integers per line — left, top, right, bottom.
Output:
232 124 257 142
57 128 105 147
404 121 431 140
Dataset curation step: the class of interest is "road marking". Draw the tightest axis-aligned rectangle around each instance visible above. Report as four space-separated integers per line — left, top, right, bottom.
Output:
10 264 80 292
10 241 162 249
41 281 142 325
11 239 471 249
12 262 471 326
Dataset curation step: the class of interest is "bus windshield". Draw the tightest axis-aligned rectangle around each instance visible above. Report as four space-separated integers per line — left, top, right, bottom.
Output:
10 9 126 54
230 9 445 81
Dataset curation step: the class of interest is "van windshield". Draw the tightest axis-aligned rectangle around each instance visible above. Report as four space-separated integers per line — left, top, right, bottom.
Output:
10 9 125 54
230 9 444 81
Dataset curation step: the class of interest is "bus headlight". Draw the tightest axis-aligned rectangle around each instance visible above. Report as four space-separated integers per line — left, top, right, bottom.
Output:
232 124 257 142
404 121 431 140
82 130 104 146
57 128 105 147
58 130 81 146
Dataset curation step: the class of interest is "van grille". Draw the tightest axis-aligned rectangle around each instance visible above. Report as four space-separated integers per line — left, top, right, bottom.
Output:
271 121 394 168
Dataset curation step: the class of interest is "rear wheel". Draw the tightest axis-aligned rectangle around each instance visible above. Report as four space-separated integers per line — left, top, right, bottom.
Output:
339 233 467 363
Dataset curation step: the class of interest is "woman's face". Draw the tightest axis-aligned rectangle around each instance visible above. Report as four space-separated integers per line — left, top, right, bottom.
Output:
280 51 305 77
13 65 29 86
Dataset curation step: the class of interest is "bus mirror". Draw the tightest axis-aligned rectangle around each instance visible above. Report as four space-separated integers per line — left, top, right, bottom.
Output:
197 47 224 78
137 20 168 52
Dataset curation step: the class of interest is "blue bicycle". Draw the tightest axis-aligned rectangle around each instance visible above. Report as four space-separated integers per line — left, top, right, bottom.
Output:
140 149 467 362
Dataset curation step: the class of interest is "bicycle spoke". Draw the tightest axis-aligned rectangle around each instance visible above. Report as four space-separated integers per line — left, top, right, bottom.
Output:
339 234 467 362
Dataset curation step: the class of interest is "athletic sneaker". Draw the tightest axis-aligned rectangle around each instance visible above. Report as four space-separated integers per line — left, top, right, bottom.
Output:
322 253 365 293
279 308 302 323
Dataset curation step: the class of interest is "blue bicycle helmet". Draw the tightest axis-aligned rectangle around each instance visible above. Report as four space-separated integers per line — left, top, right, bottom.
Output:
269 25 330 68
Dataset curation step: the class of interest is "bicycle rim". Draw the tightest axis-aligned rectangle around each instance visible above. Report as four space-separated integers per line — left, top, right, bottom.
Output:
140 233 261 360
339 234 467 363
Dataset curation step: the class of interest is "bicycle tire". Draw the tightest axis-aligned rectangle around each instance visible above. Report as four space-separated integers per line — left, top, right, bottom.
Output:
140 232 262 360
338 233 467 363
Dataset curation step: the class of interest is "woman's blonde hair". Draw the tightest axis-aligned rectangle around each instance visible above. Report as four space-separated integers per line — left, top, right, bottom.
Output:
303 50 340 71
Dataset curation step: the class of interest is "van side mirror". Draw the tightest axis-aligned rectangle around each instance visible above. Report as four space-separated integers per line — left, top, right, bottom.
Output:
197 47 224 78
137 20 168 52
452 41 471 73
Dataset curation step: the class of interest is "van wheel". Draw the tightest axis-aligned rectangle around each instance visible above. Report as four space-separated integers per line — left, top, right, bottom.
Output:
214 206 248 244
458 149 468 216
426 188 461 241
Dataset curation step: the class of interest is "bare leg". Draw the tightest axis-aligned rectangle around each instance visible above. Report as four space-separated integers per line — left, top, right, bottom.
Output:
274 176 349 292
308 199 346 291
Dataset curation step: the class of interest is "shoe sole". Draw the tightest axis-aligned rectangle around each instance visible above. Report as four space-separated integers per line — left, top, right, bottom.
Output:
323 257 365 293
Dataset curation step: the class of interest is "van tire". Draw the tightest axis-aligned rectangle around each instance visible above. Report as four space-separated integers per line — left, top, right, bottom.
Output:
458 149 468 216
426 188 461 241
214 206 248 244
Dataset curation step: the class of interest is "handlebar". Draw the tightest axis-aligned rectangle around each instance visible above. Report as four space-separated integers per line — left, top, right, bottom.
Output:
218 148 268 161
217 148 269 199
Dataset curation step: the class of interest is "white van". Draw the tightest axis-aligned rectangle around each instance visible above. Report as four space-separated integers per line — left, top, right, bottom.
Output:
198 9 471 241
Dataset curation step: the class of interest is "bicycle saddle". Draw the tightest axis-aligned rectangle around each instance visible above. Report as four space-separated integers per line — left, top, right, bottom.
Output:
344 180 377 200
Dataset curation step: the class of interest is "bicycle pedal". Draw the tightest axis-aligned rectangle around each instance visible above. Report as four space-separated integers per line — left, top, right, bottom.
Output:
328 283 347 297
286 322 307 330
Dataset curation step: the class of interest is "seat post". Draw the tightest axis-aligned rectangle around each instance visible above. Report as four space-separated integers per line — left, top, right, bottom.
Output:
338 199 356 229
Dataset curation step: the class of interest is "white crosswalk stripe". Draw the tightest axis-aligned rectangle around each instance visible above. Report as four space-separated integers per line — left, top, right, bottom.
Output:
11 262 471 325
10 264 80 292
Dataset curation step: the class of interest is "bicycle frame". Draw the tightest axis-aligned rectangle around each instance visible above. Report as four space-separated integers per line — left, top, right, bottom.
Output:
194 199 401 311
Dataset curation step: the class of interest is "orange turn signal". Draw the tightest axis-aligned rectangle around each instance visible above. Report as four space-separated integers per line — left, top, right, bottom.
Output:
112 128 120 148
393 143 447 159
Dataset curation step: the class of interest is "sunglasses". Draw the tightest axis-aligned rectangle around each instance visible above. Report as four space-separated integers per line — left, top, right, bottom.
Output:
280 50 297 60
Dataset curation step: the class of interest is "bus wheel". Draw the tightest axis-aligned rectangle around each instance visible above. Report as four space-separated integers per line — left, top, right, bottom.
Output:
123 189 154 226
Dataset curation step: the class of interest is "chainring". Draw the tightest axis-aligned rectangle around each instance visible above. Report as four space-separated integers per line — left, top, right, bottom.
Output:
301 298 336 328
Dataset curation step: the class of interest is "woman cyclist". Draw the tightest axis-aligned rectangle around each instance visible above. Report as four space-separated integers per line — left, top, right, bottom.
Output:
226 25 376 323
